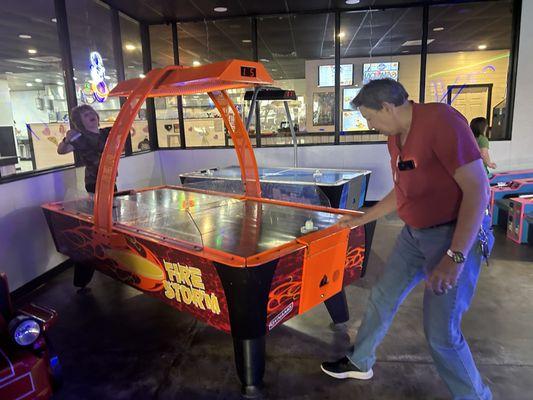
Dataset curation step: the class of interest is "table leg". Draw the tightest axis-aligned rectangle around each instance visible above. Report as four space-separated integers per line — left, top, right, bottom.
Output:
233 336 265 398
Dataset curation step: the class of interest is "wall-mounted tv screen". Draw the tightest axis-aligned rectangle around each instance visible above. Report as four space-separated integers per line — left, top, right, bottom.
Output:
318 64 353 87
343 88 361 110
342 110 368 132
362 62 399 84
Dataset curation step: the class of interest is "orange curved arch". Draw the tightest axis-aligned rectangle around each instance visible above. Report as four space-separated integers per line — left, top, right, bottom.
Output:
93 65 262 235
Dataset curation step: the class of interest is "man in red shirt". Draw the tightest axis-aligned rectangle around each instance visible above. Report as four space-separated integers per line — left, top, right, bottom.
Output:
321 79 493 400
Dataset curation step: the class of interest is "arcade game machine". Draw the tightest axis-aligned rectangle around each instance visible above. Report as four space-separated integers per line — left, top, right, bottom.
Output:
489 178 533 226
506 195 533 244
489 169 533 186
42 60 374 397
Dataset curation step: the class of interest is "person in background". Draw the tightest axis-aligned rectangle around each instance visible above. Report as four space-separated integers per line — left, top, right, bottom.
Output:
320 79 493 400
57 105 115 193
470 117 497 174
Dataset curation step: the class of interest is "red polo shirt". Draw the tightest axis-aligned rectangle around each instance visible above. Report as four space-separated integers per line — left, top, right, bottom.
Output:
387 102 481 228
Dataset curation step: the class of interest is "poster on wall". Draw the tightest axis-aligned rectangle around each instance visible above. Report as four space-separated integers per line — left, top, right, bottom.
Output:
318 64 353 87
362 62 399 84
343 88 361 110
342 110 369 131
312 92 335 126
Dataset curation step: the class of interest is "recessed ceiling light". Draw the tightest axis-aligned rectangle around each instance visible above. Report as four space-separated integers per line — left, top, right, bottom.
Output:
259 58 269 62
193 61 201 66
56 81 64 85
139 73 146 78
271 68 277 71
345 0 360 4
73 77 78 81
125 44 135 51
104 75 111 79
18 34 32 39
338 32 345 38
34 78 42 83
28 49 37 54
402 50 409 53
127 65 135 69
242 39 252 43
478 44 487 50
214 7 228 12
433 27 444 31
51 18 57 23
26 82 33 87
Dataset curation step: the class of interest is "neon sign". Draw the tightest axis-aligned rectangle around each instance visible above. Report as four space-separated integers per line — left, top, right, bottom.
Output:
80 51 109 103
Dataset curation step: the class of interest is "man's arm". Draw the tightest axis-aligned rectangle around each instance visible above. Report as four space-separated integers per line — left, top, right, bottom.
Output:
426 159 488 293
339 188 397 227
450 159 489 254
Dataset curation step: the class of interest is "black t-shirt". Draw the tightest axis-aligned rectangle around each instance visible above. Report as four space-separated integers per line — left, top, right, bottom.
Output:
70 127 111 189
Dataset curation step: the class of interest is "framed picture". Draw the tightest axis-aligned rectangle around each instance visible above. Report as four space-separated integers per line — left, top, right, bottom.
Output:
312 92 335 126
343 88 361 110
362 62 399 84
342 110 368 131
318 64 353 87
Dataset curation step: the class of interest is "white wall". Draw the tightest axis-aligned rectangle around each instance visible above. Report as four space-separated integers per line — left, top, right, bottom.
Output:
0 80 14 126
1 151 162 290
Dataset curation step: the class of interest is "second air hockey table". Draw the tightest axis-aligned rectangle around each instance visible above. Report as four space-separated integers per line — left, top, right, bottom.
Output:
42 60 374 397
180 166 371 210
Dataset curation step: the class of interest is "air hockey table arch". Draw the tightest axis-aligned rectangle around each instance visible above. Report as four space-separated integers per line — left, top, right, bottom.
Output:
42 59 373 397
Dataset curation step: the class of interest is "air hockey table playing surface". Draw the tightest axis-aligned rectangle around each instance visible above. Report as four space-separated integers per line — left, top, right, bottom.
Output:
180 166 371 209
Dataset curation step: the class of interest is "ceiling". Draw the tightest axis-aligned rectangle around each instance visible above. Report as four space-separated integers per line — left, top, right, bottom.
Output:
0 0 515 91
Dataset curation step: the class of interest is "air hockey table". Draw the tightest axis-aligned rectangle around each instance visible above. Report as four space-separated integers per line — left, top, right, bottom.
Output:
180 166 371 210
42 60 373 397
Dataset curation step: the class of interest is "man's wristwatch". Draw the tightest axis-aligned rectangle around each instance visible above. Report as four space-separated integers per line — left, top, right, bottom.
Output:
446 249 465 264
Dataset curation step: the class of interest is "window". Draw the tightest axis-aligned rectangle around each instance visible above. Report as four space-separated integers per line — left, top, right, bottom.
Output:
258 13 335 146
340 7 422 143
120 13 148 152
0 0 69 176
150 24 180 148
426 1 514 140
178 18 252 147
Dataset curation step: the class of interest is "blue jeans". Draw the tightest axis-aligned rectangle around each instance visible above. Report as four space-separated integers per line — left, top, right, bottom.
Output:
348 217 493 400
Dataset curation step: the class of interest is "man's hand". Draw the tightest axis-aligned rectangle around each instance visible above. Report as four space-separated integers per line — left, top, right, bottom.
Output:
426 255 464 295
338 214 368 228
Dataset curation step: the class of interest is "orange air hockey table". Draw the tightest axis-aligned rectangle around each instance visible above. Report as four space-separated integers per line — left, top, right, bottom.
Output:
42 60 373 397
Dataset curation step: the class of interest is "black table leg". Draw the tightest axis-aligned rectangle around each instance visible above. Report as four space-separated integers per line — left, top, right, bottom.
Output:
233 336 265 398
73 263 95 288
324 289 349 324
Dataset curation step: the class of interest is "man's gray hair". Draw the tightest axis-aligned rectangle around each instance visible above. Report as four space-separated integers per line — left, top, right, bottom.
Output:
351 79 409 110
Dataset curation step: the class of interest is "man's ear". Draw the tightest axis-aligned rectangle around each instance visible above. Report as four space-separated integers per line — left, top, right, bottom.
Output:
381 102 395 113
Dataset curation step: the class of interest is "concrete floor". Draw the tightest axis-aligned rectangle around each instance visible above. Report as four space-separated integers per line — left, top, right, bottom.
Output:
19 216 533 399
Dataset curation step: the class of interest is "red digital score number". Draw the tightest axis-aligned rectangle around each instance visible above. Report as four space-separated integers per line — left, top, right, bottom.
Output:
241 66 256 77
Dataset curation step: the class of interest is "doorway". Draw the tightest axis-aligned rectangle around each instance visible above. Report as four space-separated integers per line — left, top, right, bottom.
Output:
446 84 493 124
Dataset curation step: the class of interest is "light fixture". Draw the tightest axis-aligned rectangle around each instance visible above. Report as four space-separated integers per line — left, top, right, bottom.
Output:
56 81 64 85
104 75 111 80
8 316 41 347
139 73 146 78
34 78 42 83
73 77 78 81
345 0 360 4
478 44 487 50
338 32 345 38
193 61 201 66
127 65 134 69
242 39 252 43
214 7 228 12
402 50 409 53
28 49 37 54
433 27 444 31
51 18 57 23
18 34 32 39
26 82 33 87
259 58 270 62
125 44 136 51
271 68 277 71
5 71 13 74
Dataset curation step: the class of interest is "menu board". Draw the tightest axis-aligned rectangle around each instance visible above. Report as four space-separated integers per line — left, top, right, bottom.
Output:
343 88 361 110
362 62 399 84
342 110 369 132
318 64 353 87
